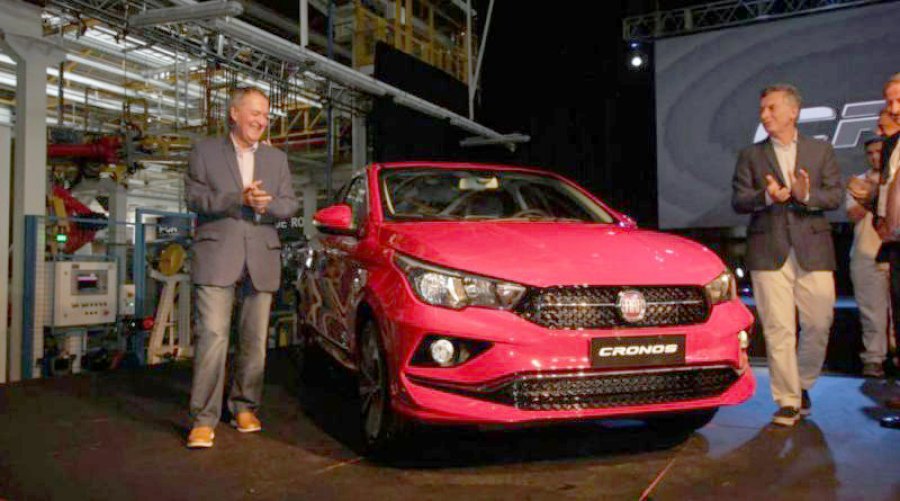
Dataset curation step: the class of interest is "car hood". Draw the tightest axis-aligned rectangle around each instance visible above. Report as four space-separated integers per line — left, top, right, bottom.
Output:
380 222 726 287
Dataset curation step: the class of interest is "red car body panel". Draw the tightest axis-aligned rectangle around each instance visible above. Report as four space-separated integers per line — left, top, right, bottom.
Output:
299 162 756 426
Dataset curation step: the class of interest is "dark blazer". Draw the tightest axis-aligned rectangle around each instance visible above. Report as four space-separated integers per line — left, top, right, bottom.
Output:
185 136 299 292
731 134 842 271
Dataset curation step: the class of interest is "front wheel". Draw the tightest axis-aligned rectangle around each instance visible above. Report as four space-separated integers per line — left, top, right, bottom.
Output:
357 319 406 456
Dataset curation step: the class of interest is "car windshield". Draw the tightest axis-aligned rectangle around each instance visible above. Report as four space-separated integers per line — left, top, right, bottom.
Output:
380 168 616 223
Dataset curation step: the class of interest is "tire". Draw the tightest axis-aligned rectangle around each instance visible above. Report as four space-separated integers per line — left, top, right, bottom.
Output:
645 408 718 434
357 319 405 456
290 323 318 380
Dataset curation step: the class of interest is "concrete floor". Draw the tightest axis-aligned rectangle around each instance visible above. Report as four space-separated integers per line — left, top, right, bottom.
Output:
0 351 898 500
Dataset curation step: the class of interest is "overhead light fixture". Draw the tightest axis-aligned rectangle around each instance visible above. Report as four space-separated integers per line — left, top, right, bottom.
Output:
129 0 244 28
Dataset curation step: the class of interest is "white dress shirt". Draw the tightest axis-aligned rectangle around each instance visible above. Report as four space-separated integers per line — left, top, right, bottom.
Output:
765 131 808 204
231 133 259 189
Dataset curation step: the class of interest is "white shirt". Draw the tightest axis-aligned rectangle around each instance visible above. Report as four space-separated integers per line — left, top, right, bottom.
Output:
765 131 806 205
231 133 258 188
772 132 798 190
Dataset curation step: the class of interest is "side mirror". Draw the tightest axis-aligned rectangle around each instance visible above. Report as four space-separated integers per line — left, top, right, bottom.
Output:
313 204 356 235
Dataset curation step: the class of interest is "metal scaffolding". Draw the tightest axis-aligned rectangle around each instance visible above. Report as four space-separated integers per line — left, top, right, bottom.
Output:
622 0 887 40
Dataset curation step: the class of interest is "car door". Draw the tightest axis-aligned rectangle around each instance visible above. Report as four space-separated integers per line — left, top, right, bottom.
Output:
315 175 369 359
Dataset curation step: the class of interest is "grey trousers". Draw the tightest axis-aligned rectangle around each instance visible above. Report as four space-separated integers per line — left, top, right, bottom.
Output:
189 283 272 428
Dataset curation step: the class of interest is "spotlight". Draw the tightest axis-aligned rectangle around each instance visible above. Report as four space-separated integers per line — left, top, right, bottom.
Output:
625 40 649 71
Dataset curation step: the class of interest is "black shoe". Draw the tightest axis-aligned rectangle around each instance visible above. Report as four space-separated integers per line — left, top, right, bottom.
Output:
880 415 900 429
772 406 801 426
800 390 811 417
862 362 886 378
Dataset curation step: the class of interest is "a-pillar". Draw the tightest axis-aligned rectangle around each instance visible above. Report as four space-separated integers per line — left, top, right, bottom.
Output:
1 3 67 380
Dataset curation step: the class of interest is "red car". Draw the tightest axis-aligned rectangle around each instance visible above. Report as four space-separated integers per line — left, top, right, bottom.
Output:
296 162 755 453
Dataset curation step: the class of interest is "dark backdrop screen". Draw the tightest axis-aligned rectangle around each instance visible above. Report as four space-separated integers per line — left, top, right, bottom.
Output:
654 2 899 229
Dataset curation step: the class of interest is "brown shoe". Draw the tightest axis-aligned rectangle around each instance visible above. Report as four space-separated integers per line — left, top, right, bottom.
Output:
886 397 900 410
231 411 262 433
187 426 215 448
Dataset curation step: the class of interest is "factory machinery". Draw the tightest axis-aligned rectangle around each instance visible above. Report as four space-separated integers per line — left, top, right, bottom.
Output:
37 121 308 377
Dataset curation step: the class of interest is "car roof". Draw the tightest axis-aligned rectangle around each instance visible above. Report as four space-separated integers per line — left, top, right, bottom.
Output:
374 161 558 177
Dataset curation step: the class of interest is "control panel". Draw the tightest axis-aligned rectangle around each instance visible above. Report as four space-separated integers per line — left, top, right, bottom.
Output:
44 261 118 327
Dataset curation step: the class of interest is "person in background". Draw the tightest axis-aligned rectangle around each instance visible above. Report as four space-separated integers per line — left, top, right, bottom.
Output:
847 137 890 378
732 83 842 427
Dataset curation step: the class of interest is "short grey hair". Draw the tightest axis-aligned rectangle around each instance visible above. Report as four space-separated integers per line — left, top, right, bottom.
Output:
761 83 802 109
229 86 269 111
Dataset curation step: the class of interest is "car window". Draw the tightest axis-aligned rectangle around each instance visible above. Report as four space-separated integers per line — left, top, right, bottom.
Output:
380 169 615 223
342 176 368 227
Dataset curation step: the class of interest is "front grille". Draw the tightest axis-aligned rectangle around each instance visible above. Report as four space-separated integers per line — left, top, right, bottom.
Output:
515 286 709 329
473 367 738 411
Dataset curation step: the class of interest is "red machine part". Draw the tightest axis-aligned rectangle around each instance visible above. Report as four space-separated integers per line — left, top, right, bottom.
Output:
50 185 105 254
48 136 121 164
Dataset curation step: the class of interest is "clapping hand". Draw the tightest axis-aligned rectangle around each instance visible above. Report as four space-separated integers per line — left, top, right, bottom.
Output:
765 174 791 203
242 180 273 214
847 177 876 206
790 168 810 203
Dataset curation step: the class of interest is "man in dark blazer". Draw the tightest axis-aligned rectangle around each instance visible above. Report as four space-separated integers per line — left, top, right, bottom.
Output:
875 73 900 426
184 87 298 448
732 83 842 427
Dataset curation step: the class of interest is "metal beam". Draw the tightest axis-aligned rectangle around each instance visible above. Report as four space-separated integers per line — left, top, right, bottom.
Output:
460 132 530 151
466 0 472 119
0 125 10 384
623 0 882 40
169 0 523 144
300 0 308 47
0 32 66 381
241 0 351 59
129 0 244 28
472 0 494 98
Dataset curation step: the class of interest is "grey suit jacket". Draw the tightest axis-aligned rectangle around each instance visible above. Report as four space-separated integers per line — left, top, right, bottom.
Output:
185 136 299 292
731 134 842 271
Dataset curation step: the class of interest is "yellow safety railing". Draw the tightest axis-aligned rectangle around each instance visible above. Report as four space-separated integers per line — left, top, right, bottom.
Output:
353 0 472 84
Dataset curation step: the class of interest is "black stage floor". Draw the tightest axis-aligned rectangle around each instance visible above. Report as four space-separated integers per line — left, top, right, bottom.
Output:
1 351 898 500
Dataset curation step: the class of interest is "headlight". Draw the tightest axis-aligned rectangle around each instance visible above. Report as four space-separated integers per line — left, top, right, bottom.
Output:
394 254 527 310
704 270 737 305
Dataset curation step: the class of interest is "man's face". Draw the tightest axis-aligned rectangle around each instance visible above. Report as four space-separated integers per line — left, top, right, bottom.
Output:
866 142 883 170
885 82 900 128
760 91 799 139
230 92 269 146
879 108 900 137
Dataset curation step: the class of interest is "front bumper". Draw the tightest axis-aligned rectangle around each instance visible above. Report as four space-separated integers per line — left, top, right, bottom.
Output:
397 360 754 425
377 288 755 426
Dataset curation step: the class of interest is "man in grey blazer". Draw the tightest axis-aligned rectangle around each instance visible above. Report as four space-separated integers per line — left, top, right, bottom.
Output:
732 83 842 427
185 87 298 448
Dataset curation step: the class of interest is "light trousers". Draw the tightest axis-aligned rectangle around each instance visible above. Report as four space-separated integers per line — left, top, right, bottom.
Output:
751 250 835 409
849 253 890 364
189 283 272 428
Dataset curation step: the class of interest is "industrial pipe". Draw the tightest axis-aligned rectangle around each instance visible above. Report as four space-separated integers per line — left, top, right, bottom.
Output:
48 136 121 165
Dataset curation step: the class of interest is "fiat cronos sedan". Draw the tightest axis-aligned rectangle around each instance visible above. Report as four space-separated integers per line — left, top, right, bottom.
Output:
296 162 755 453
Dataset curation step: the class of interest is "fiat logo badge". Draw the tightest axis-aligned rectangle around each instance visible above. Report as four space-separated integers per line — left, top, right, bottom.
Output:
617 290 647 323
